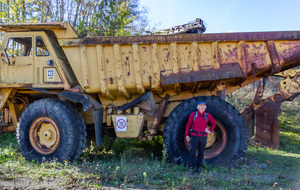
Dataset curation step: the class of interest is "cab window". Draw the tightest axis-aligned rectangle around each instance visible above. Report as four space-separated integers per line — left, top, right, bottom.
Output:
6 37 32 57
36 36 49 56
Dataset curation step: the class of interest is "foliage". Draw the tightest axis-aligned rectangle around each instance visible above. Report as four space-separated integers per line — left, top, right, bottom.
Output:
111 135 163 157
1 123 299 189
226 74 299 112
278 111 300 154
0 133 18 163
1 110 299 189
95 0 137 36
0 0 148 37
0 133 17 149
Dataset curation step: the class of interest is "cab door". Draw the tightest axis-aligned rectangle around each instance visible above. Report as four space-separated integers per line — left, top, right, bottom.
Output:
3 35 34 84
34 35 62 86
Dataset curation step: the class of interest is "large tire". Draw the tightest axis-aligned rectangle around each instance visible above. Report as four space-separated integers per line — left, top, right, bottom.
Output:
16 98 86 162
163 96 248 167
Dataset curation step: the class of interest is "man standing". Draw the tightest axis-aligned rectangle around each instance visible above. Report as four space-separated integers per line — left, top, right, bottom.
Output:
185 101 216 174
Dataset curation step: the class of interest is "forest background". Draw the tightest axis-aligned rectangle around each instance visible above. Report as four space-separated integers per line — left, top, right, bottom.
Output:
0 0 148 37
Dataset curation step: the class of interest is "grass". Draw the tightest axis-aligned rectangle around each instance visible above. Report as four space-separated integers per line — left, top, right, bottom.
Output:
1 145 299 189
0 109 299 189
0 77 299 189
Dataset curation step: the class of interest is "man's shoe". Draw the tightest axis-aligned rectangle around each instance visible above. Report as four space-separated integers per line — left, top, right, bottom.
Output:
188 167 194 175
197 167 203 173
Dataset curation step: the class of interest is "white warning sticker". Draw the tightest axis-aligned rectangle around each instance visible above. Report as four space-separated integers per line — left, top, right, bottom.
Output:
116 116 127 132
47 69 55 81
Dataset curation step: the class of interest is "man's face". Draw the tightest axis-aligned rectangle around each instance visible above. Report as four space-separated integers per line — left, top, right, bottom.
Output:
197 103 206 113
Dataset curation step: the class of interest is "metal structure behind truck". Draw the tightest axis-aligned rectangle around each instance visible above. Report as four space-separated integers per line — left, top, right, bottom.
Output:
241 69 299 149
0 21 299 167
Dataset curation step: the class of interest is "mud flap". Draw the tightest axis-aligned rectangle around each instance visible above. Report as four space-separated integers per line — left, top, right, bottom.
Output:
118 91 156 116
59 91 104 147
93 109 104 147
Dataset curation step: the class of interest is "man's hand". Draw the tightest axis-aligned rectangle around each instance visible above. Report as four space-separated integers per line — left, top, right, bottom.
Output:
186 136 191 142
205 128 211 134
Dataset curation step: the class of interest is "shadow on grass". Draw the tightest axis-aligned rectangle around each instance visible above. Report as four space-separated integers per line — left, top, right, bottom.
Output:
69 145 300 190
245 146 300 175
1 135 299 189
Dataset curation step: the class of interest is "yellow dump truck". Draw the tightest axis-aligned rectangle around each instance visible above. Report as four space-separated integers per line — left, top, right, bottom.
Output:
0 23 299 166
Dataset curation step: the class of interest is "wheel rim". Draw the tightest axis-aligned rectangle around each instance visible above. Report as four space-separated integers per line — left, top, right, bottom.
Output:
184 120 228 159
29 117 60 154
204 120 228 159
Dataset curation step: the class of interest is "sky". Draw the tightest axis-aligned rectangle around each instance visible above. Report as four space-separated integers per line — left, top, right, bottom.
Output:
139 0 300 33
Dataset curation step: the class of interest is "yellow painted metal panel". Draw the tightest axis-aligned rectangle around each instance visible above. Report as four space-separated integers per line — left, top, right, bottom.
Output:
139 44 152 90
245 42 272 74
170 43 179 74
60 40 299 96
274 40 300 66
6 56 34 84
132 44 145 94
198 43 214 69
103 46 118 96
121 45 137 92
111 114 145 138
0 31 72 89
63 47 83 87
218 42 239 64
51 31 300 101
0 88 13 109
191 41 200 71
114 44 131 99
95 45 115 100
212 41 221 69
151 43 162 92
80 46 89 87
7 100 17 131
177 43 192 70
237 41 247 79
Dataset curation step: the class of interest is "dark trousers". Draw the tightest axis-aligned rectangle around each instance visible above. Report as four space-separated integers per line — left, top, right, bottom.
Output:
188 136 207 168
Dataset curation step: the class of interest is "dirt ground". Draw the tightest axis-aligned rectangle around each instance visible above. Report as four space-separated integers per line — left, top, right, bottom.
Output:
1 177 66 190
0 177 146 190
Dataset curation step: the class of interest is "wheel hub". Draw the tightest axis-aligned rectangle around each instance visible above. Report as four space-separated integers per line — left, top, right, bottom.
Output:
29 117 60 154
43 129 52 140
204 121 228 159
206 130 217 148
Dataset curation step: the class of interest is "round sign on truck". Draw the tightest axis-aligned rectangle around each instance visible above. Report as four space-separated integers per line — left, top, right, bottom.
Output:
116 116 127 131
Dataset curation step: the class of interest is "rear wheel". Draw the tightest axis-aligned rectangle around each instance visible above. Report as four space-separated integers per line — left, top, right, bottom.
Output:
163 96 248 166
17 98 86 162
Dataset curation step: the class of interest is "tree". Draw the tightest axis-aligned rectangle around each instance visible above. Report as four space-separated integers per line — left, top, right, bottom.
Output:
73 0 147 37
0 0 148 37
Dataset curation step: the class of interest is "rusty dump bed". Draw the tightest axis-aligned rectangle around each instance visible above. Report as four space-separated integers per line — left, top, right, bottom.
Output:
59 31 300 100
1 23 300 100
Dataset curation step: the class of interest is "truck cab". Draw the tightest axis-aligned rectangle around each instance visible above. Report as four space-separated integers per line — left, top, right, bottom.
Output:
0 30 77 90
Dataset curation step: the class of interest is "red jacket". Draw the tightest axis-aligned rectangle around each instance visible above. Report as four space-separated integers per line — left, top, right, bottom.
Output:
185 111 216 137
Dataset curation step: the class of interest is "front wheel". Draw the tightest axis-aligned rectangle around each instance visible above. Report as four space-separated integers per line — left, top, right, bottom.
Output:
17 98 86 162
163 96 248 167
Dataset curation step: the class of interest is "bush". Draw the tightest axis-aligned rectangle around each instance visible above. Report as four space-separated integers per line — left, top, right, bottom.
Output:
111 135 163 158
0 133 17 149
